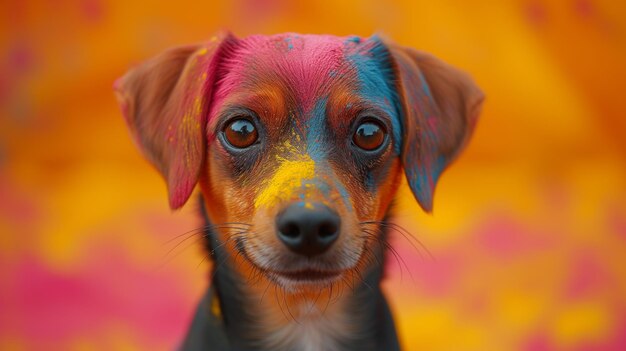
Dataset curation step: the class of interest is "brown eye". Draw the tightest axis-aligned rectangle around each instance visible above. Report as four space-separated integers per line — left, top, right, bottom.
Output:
224 118 258 148
353 121 386 151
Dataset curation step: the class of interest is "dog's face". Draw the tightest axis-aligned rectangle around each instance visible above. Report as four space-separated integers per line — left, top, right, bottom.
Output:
115 32 483 293
201 35 404 289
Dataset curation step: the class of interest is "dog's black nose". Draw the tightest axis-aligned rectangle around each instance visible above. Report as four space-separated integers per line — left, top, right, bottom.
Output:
276 203 340 257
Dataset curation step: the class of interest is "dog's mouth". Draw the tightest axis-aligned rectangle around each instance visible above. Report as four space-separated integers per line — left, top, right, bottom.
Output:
269 269 343 287
233 236 366 290
236 241 344 288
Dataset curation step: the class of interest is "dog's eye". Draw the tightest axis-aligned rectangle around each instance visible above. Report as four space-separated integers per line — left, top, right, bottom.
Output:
353 121 386 151
224 118 258 148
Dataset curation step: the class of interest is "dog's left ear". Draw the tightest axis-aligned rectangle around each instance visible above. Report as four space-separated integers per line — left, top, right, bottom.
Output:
384 41 484 212
114 32 234 209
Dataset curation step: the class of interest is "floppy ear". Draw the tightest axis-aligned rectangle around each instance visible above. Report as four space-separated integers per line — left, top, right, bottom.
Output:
385 42 484 212
114 32 234 209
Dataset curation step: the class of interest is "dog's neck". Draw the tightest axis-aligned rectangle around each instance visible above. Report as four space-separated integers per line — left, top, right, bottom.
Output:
187 198 400 351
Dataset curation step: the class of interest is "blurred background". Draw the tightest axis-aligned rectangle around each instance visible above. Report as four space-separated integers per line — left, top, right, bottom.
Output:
1 0 625 350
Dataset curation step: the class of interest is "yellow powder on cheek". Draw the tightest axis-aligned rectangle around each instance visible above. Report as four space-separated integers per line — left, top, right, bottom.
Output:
254 154 315 209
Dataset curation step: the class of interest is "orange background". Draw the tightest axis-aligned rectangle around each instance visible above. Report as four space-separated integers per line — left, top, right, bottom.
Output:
1 0 625 350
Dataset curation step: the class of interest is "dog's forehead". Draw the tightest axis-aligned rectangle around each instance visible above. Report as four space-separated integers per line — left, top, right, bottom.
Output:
213 33 391 114
235 33 362 77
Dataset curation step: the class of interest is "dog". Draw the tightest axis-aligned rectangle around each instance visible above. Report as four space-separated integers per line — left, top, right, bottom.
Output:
114 31 483 351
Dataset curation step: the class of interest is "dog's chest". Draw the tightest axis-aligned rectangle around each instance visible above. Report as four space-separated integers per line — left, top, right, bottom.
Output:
258 302 355 351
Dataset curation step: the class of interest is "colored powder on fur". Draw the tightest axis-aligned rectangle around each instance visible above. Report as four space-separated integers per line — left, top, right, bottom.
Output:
254 154 316 209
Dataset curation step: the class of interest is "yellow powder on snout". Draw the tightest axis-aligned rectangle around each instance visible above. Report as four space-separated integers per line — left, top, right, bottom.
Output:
254 154 316 209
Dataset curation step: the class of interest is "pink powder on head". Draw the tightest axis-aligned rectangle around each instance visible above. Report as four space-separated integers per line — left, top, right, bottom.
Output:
209 33 363 120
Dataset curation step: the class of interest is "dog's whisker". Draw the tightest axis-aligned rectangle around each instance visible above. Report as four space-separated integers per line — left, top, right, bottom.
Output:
165 226 249 267
361 222 427 267
336 280 344 303
260 279 272 304
385 242 413 283
360 244 383 275
209 242 238 282
161 227 248 267
322 283 333 315
349 270 358 293
162 228 204 246
310 288 324 314
283 288 300 325
372 229 415 284
382 223 434 261
163 223 251 246
355 269 375 293
274 284 292 323
196 252 211 269
360 227 408 282
205 233 248 273
156 234 212 272
360 221 435 262
196 233 238 271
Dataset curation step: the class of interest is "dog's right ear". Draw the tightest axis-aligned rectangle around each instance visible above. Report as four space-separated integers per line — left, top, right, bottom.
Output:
114 32 234 209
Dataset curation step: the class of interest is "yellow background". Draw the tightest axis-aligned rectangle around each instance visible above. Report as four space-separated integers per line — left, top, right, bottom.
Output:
1 0 625 349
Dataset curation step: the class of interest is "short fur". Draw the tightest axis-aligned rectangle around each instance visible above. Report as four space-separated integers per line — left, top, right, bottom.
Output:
115 31 483 351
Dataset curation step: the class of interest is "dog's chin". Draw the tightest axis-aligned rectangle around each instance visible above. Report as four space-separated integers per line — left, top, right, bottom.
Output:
266 269 344 291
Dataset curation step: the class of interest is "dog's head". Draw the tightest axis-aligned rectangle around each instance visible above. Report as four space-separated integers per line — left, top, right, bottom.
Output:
115 32 483 292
